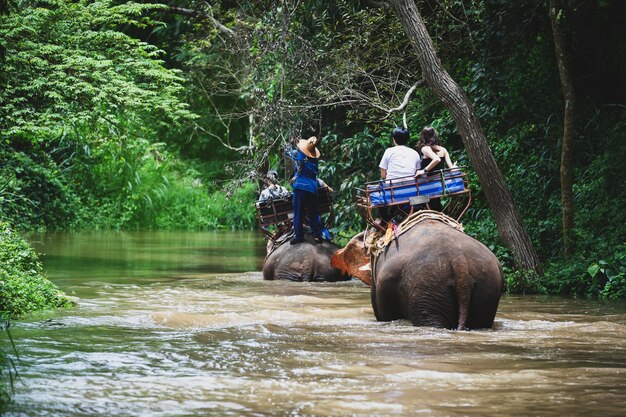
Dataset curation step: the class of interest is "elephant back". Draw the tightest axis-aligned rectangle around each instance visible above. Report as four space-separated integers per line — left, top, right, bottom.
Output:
366 210 464 259
263 236 350 282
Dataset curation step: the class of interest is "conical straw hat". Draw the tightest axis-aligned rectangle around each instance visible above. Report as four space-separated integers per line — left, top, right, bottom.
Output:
297 138 320 158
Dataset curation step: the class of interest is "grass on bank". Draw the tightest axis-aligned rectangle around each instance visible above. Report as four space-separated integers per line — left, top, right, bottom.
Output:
0 221 76 319
0 221 77 406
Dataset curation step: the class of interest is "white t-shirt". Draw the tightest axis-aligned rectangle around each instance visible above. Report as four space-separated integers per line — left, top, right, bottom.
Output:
379 145 421 180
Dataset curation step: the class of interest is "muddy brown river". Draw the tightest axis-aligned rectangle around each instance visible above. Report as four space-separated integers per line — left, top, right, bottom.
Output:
2 231 625 416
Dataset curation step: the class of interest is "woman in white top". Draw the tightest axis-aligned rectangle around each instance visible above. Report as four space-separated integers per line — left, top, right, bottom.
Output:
379 127 421 180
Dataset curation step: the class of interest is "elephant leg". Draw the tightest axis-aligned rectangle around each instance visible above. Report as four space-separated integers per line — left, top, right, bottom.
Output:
466 279 501 329
373 277 403 322
406 287 458 329
262 262 275 281
370 280 380 320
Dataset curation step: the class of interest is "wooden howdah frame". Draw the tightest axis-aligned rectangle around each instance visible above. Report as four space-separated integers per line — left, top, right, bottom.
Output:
255 186 334 241
355 168 471 232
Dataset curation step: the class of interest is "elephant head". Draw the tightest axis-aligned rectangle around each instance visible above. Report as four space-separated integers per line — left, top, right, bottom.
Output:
330 231 372 286
332 219 504 330
263 234 351 282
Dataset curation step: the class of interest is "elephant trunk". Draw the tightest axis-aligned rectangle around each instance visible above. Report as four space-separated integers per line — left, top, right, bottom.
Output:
331 233 372 286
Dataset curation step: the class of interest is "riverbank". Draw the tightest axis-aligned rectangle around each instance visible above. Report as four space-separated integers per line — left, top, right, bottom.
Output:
0 222 75 320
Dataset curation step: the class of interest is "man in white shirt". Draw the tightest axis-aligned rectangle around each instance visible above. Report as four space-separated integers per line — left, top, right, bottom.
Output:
379 127 421 180
376 127 421 224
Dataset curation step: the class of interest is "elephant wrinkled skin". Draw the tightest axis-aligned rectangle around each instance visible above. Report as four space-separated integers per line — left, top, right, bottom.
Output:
331 220 504 329
263 235 351 282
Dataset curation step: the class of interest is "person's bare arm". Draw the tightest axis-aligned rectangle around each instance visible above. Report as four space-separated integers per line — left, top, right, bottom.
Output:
415 146 440 176
318 178 333 193
380 168 387 179
443 148 457 168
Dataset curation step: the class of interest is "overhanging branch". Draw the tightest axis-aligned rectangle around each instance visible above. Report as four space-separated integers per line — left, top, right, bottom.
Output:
167 5 235 37
167 6 197 18
385 79 425 117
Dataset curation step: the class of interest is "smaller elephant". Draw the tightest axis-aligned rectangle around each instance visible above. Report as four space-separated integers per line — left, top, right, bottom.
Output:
263 234 351 282
331 219 504 329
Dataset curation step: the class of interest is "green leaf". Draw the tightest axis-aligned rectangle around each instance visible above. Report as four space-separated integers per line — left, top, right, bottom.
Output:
587 263 600 278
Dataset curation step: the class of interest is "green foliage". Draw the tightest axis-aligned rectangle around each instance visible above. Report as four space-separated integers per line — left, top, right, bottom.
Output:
504 269 543 295
0 0 222 231
463 213 514 271
598 262 626 299
321 128 384 234
0 146 79 230
0 321 18 407
0 0 193 141
70 127 258 230
0 128 257 231
592 249 626 299
530 244 625 299
149 180 257 230
0 221 75 319
63 135 257 230
571 110 626 249
0 0 197 230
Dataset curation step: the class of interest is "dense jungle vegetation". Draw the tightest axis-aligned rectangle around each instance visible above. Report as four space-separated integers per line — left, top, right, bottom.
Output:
0 0 625 309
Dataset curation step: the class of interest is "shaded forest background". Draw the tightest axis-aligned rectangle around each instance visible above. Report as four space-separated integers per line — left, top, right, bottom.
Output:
0 0 624 297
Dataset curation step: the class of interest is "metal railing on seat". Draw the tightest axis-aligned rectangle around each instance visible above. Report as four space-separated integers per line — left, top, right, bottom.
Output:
355 168 471 231
254 186 334 241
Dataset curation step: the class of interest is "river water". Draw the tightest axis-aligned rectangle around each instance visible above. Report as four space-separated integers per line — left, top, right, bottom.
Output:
2 231 625 417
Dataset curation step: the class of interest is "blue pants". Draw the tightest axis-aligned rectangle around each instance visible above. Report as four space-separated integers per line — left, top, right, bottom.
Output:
292 189 323 240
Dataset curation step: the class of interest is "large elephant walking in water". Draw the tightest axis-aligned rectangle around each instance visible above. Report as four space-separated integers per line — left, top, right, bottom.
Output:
331 213 504 329
263 234 351 282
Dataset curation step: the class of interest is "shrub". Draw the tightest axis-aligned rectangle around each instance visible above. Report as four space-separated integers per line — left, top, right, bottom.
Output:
0 222 76 319
0 322 18 407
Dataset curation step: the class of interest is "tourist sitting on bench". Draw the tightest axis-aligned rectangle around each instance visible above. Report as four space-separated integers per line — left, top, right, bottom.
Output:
415 126 457 211
259 170 291 202
377 126 421 223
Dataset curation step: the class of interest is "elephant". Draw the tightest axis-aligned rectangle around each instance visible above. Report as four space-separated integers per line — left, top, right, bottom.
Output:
263 234 351 282
331 219 504 329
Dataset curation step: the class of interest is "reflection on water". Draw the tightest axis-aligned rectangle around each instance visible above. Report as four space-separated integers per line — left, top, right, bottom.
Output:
27 230 267 285
2 232 626 416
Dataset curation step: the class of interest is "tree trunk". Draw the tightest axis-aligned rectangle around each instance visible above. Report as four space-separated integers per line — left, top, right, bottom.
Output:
549 0 576 257
389 0 543 275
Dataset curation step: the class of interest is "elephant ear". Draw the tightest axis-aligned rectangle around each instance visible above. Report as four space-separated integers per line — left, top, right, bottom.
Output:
331 232 372 286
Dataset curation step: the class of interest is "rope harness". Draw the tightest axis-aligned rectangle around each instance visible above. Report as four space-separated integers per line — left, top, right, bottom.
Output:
266 229 295 257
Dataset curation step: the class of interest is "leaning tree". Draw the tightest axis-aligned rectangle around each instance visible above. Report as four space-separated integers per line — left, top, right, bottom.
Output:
387 0 542 275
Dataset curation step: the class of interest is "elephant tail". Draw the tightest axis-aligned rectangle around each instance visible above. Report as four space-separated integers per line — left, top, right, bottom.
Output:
455 283 472 331
453 265 474 330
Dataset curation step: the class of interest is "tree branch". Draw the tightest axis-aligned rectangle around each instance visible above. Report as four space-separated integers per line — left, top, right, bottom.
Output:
385 79 425 116
166 5 235 37
167 6 197 18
